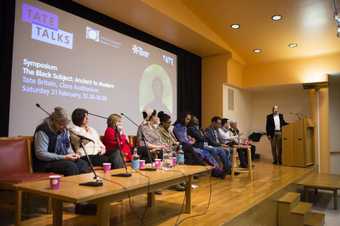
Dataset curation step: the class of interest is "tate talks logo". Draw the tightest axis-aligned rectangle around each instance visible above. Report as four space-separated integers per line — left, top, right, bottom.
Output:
21 3 74 49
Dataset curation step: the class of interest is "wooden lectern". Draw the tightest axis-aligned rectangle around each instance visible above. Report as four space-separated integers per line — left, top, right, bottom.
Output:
282 117 314 167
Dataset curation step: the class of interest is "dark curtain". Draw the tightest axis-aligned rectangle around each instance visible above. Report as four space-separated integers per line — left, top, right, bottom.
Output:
0 0 201 136
177 52 202 121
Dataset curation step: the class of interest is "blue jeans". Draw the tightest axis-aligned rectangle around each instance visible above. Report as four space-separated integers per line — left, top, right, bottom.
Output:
192 147 220 168
204 146 231 172
37 159 89 176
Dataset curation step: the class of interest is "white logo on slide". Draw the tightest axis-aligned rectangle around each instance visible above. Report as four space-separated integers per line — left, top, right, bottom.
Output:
86 26 100 42
31 24 73 49
162 55 174 65
132 45 150 58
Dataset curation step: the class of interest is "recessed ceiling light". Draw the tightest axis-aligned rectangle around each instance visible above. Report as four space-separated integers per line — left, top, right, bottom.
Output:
272 15 282 21
253 49 262 53
288 43 298 48
230 24 240 29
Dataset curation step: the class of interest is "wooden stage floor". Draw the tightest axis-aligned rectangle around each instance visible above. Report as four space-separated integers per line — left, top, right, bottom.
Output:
2 161 313 226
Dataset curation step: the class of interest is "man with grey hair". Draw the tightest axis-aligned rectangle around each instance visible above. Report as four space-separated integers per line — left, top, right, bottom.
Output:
266 105 288 165
33 107 89 176
223 120 248 168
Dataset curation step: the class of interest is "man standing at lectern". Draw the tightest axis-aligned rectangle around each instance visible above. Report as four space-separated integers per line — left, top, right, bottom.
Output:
266 105 288 165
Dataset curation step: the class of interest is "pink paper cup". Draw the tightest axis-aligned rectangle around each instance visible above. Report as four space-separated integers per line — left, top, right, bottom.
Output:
49 175 61 190
103 162 111 173
139 160 145 169
172 157 177 166
155 159 161 169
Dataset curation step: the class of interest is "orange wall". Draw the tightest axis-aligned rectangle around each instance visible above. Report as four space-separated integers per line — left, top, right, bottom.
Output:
202 54 229 127
227 58 244 88
243 52 340 88
319 88 329 173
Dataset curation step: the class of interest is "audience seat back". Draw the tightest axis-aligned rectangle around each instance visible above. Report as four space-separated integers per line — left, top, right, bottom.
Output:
0 137 32 174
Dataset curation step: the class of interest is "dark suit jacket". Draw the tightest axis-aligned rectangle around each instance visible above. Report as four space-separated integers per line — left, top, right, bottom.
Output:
204 127 222 147
266 113 288 138
187 126 205 149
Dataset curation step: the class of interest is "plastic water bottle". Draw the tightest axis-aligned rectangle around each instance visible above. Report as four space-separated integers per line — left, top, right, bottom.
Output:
162 149 171 170
171 147 177 167
131 148 140 170
177 145 185 165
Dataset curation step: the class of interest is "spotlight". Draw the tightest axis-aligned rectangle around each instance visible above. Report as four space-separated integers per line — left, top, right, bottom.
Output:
272 15 282 21
230 24 240 29
288 43 298 48
253 49 262 53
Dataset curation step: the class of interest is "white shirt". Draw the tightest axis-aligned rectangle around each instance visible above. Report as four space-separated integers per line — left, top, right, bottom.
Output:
274 114 281 131
69 125 105 156
218 127 238 144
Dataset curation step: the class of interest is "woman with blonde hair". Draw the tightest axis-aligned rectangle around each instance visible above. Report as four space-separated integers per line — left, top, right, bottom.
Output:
103 114 132 165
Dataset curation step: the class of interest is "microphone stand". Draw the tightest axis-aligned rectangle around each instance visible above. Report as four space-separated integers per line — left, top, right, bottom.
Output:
35 103 51 116
78 138 103 187
111 126 132 177
121 113 156 170
87 112 107 119
87 112 133 176
120 113 139 127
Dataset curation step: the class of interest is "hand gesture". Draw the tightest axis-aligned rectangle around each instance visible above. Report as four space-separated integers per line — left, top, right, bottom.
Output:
64 153 79 161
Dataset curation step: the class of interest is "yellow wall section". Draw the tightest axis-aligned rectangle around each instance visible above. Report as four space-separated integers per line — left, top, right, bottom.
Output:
319 88 329 173
227 58 244 88
243 52 340 88
202 54 229 127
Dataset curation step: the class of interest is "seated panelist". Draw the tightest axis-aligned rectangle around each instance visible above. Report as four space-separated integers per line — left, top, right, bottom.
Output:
69 108 109 166
33 107 89 176
102 113 131 168
137 109 166 162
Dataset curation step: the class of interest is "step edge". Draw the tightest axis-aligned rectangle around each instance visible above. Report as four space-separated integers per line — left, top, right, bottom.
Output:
290 202 313 215
277 192 300 203
304 211 325 226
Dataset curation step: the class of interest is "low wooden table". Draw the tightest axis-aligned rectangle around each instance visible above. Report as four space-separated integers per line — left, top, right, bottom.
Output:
15 165 211 226
231 144 253 179
296 173 340 209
